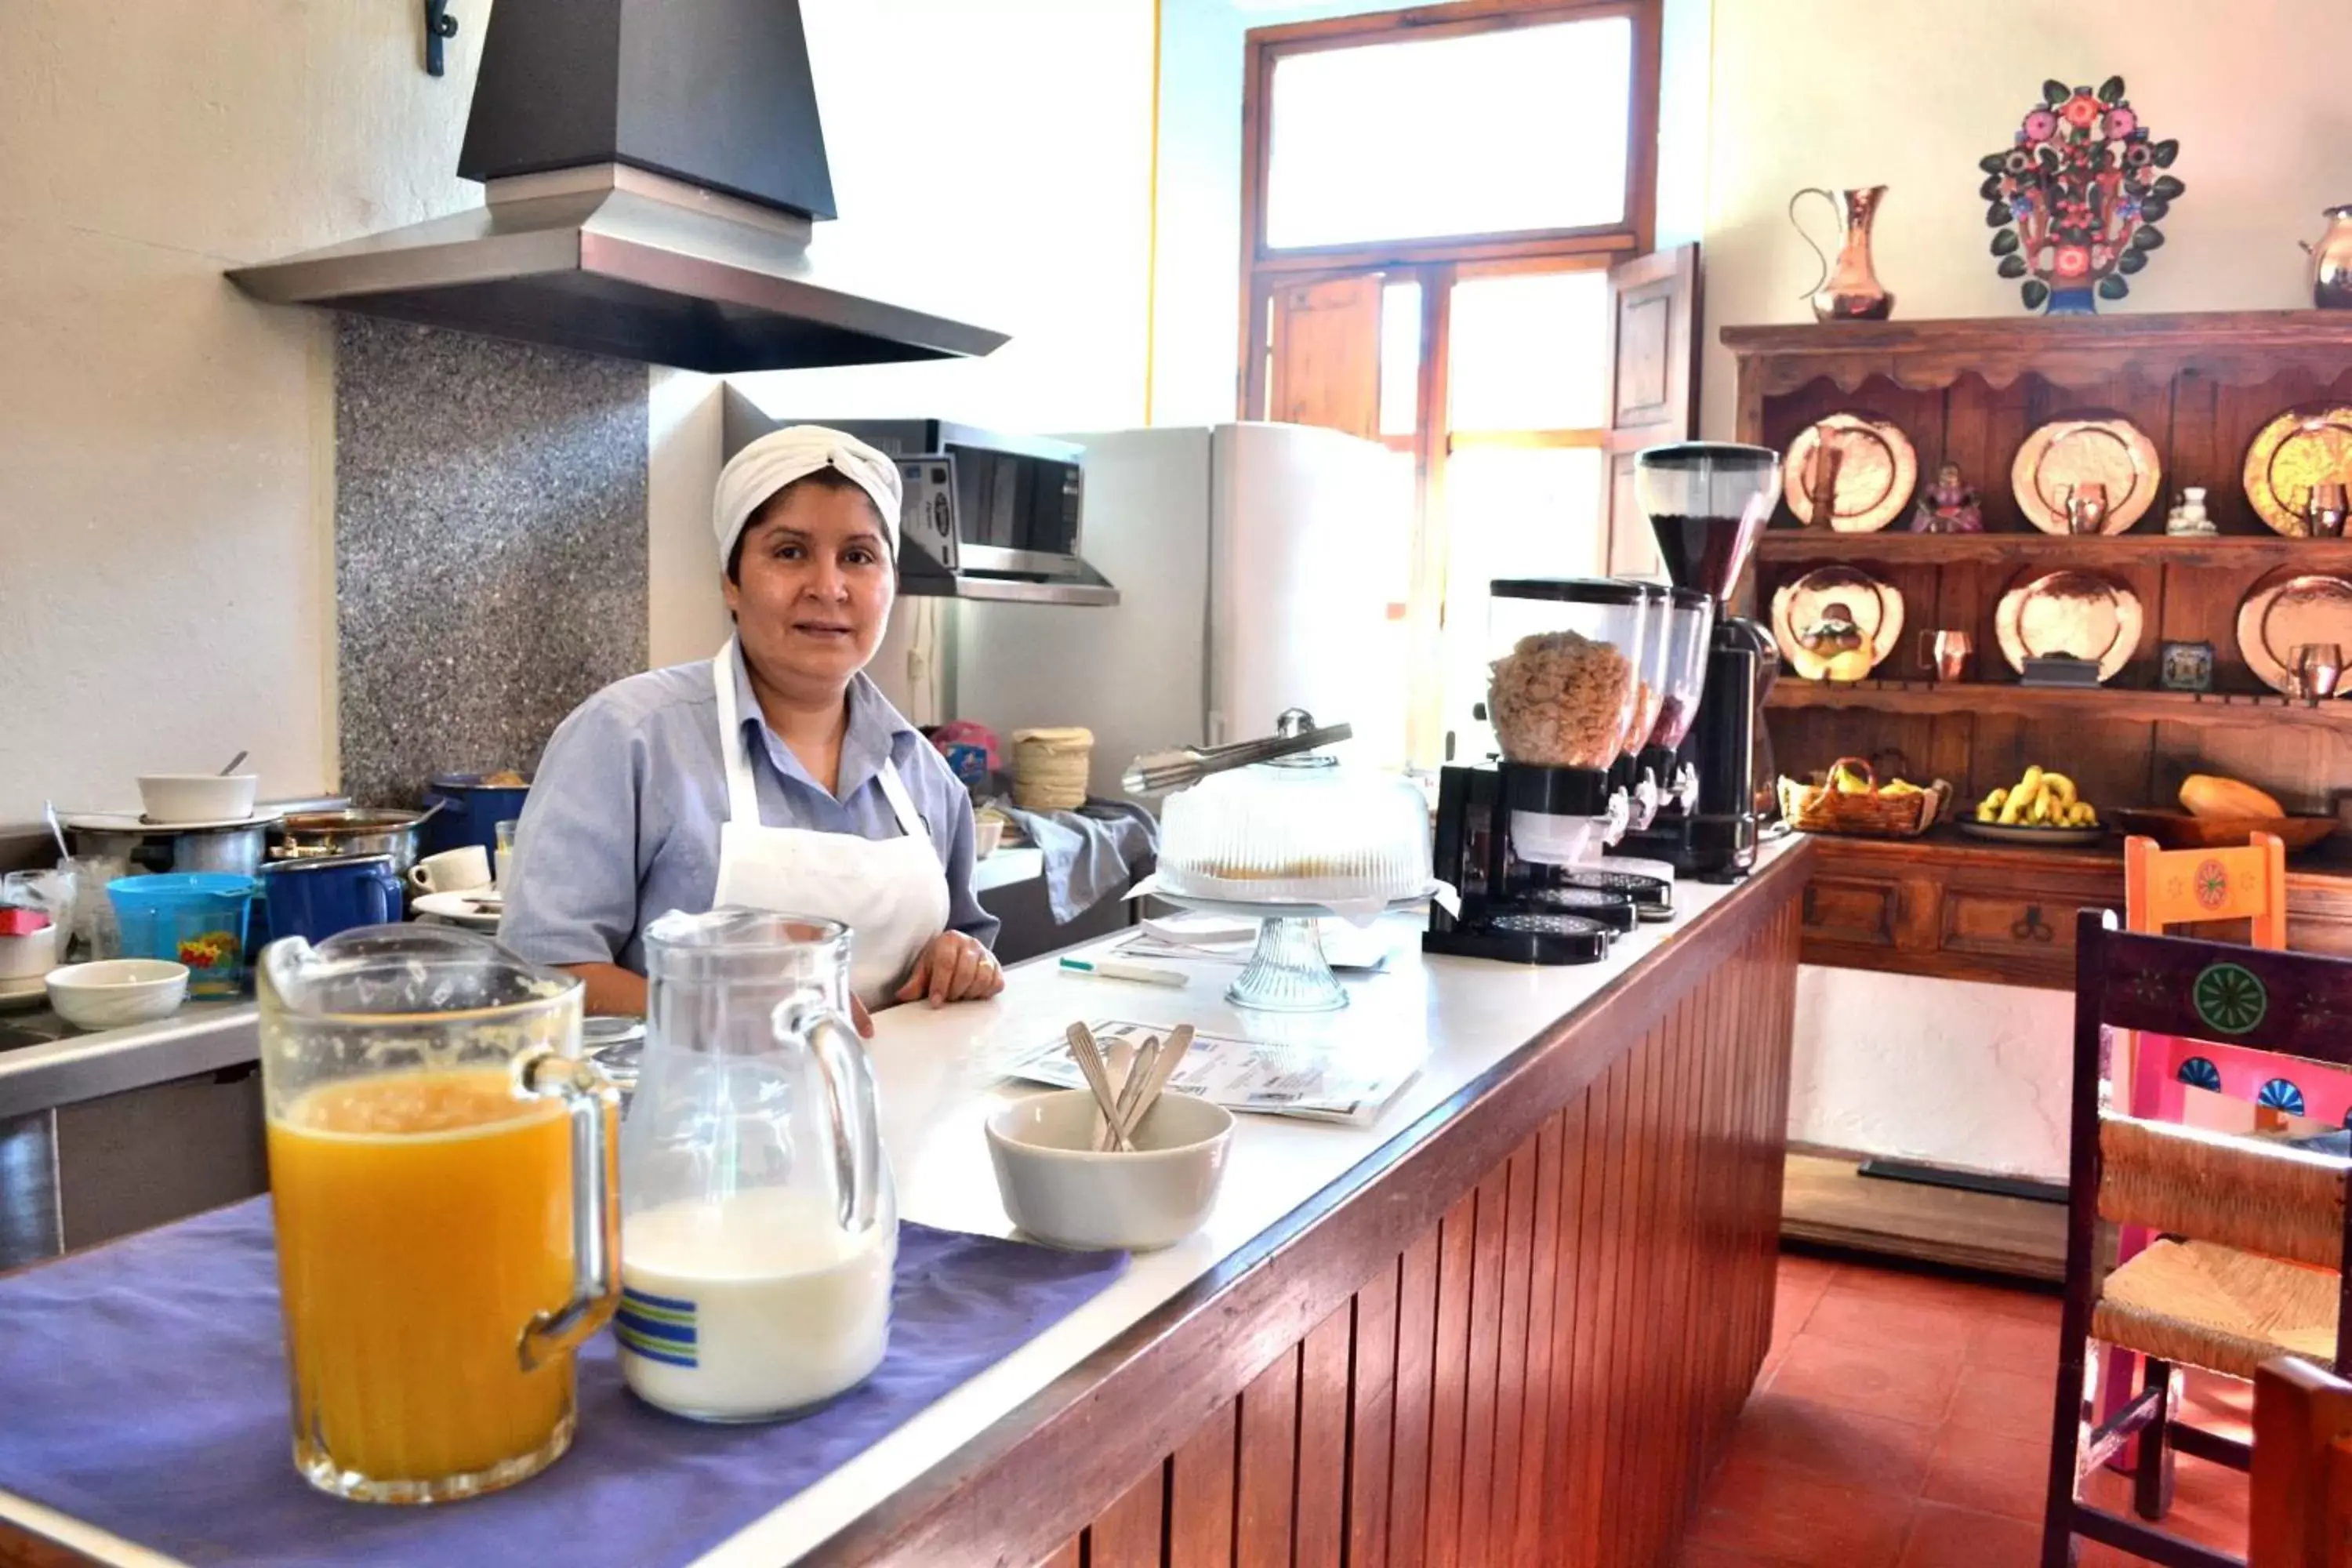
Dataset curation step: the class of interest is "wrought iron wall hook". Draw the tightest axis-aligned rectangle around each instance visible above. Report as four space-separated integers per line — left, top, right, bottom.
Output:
423 0 459 77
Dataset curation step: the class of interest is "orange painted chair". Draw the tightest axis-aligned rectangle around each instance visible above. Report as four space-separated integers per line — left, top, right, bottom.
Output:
2121 834 2339 1126
2103 835 2299 1462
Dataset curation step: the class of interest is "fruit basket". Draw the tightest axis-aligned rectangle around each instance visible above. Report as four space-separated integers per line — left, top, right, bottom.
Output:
1778 757 1952 839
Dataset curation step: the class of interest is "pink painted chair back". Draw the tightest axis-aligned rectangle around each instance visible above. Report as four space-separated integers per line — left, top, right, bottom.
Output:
2119 833 2348 1127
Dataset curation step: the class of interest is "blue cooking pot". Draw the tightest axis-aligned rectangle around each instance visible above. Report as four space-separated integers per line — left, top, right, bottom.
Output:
421 773 532 858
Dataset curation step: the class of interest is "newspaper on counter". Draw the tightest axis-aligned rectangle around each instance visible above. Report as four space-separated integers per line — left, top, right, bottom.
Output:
1112 913 1399 973
999 1018 1423 1127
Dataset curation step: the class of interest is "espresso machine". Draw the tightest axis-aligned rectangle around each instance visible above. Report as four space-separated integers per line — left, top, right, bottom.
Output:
1424 579 1653 965
1613 442 1784 881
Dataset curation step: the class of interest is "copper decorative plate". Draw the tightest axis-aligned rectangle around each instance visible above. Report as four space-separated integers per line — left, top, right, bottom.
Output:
1782 413 1918 532
2009 415 2162 535
1769 565 1904 681
2234 572 2352 694
2241 404 2352 537
1993 570 2143 681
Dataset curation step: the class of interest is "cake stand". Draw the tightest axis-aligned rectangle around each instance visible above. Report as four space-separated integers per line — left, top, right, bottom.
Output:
1151 888 1438 1013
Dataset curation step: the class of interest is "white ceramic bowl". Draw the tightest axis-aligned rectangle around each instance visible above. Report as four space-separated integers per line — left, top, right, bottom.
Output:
0 923 58 982
985 1088 1233 1251
973 817 1005 859
137 774 260 824
45 959 190 1030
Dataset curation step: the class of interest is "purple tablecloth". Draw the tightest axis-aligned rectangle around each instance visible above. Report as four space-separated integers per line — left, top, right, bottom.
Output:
0 1199 1127 1566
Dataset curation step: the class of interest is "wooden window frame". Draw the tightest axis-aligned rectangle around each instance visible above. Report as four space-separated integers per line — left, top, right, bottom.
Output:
1237 0 1663 420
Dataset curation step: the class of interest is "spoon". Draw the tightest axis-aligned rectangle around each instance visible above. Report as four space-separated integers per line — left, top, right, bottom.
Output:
1115 1025 1197 1146
218 750 249 776
1063 1022 1132 1152
42 800 68 862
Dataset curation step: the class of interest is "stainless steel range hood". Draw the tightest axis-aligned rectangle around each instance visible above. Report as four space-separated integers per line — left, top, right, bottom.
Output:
227 0 1006 375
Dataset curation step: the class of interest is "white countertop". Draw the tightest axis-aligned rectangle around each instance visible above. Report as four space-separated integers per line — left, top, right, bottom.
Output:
0 840 1798 1567
970 844 1044 895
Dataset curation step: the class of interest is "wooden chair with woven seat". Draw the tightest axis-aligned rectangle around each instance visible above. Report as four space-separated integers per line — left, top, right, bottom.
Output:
2250 1356 2352 1567
2107 835 2316 1456
2045 911 2352 1568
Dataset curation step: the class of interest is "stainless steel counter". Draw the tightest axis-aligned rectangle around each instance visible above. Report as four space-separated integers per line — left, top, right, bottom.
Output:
0 1004 265 1270
0 1002 257 1121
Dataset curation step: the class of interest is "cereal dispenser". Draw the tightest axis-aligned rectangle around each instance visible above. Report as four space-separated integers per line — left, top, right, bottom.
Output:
1422 579 1655 965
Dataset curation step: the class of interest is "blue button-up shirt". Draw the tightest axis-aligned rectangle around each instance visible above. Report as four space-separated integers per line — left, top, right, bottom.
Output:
499 643 997 975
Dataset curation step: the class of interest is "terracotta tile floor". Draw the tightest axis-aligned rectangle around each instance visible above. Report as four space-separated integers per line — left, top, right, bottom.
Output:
1681 1247 2253 1567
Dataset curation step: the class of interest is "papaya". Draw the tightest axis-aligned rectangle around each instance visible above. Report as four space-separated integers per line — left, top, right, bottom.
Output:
2179 774 2283 820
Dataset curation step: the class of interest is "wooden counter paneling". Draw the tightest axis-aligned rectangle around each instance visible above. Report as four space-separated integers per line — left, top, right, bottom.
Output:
799 852 1806 1568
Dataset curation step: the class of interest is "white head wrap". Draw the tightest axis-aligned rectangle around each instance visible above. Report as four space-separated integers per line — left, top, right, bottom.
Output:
713 425 903 569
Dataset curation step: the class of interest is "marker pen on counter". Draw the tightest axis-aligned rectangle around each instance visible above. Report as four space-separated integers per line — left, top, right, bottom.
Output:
1058 956 1189 988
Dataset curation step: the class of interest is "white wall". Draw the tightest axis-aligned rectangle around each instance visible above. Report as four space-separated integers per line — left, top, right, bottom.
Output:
0 2 484 822
1699 0 2352 1180
648 0 1163 706
1698 0 2347 441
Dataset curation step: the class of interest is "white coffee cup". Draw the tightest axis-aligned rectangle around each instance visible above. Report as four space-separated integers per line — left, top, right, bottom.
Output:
408 845 493 896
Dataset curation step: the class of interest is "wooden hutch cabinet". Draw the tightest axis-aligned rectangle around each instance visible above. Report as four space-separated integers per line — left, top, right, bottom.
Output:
1725 310 2352 989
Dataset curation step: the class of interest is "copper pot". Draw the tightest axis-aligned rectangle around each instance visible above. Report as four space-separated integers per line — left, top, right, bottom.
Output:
2304 205 2352 310
1790 186 1894 321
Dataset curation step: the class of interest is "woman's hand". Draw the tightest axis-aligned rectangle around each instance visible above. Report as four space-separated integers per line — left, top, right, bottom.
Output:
895 931 1004 1009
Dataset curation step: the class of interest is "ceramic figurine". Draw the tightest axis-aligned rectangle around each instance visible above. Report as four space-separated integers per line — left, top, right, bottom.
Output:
1908 462 1985 532
2165 485 2216 537
1980 76 2183 314
1797 601 1875 683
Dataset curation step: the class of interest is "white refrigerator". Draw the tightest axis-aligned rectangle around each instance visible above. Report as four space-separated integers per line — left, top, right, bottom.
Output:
951 423 1412 799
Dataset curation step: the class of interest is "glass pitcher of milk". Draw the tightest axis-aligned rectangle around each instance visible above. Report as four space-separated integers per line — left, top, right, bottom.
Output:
617 909 896 1422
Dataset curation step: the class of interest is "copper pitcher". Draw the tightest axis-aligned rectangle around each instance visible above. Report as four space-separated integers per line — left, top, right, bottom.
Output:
2304 205 2352 310
1790 186 1894 321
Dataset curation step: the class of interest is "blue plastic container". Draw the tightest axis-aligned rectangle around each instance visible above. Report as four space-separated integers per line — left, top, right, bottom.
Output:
107 873 258 1000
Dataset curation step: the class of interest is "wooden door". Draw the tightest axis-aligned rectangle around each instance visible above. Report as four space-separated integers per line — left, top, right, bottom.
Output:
1600 245 1700 576
1266 274 1384 440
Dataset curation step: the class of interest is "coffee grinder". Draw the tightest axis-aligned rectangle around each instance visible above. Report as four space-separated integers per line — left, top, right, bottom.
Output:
1613 442 1784 882
1424 579 1653 964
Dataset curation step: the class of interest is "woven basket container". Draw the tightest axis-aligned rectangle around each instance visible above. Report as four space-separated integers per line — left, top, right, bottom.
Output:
1777 757 1950 839
1012 727 1093 811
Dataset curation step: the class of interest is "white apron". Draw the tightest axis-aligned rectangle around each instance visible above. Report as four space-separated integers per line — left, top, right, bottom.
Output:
709 642 952 1008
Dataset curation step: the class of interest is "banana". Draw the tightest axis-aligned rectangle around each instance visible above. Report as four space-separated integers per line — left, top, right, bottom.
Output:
1998 784 2031 826
2015 765 2045 801
2042 771 2078 809
2030 786 2053 825
1976 800 1998 822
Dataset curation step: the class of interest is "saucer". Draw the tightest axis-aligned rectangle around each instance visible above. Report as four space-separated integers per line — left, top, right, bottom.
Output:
412 891 503 928
62 808 285 834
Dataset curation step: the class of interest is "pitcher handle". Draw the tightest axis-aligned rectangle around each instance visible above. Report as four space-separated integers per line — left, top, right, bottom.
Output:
516 1047 622 1371
1788 187 1836 303
779 1000 887 1236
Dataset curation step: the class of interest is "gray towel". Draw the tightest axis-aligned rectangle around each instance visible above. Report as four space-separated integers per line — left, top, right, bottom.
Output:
1002 799 1160 925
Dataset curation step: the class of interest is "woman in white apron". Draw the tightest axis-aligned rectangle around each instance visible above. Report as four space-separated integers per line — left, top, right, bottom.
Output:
499 426 1004 1030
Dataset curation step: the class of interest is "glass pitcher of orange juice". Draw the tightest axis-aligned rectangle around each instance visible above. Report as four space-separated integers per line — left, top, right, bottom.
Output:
256 926 621 1504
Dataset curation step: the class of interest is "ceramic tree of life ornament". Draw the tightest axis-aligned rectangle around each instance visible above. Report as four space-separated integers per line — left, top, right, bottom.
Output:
1980 77 2183 314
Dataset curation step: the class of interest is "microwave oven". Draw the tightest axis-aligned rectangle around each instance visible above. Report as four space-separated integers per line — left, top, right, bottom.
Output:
723 405 1117 606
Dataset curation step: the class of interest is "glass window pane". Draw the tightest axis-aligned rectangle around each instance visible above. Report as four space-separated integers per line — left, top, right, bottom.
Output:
1437 447 1605 759
1379 280 1422 438
1265 16 1633 251
1447 270 1610 433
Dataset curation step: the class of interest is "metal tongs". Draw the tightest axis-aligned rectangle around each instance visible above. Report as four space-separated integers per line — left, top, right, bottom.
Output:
1122 708 1353 795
